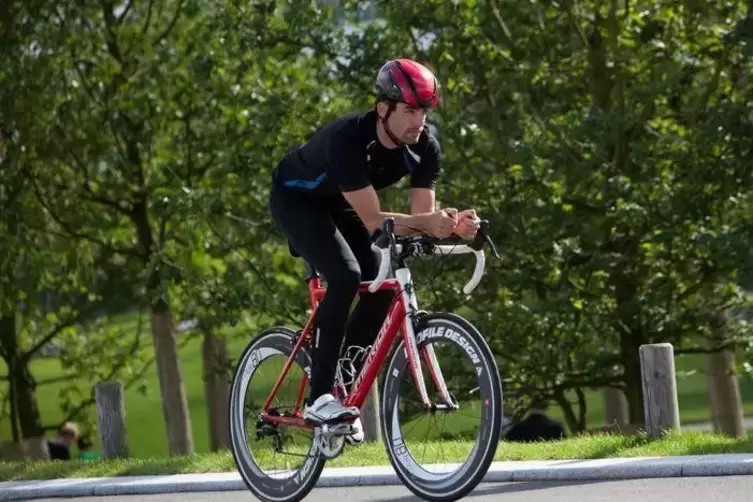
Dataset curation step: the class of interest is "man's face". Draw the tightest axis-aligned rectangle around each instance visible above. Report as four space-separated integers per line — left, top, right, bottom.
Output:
62 432 77 446
384 102 428 144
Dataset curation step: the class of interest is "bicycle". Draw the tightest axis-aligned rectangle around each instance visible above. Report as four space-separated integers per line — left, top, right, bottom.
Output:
228 216 503 502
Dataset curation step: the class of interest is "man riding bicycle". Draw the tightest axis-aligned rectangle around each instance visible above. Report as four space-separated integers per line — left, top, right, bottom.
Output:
268 58 481 443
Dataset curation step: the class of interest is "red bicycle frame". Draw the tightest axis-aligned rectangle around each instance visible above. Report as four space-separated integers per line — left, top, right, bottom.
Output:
259 269 454 430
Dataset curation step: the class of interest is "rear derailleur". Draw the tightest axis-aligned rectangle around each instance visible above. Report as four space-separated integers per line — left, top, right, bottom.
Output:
256 408 285 452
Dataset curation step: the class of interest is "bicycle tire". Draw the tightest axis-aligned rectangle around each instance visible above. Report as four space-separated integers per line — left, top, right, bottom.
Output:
380 312 503 501
228 326 326 502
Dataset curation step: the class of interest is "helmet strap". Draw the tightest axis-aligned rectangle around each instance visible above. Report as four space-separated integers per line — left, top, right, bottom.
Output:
377 101 405 148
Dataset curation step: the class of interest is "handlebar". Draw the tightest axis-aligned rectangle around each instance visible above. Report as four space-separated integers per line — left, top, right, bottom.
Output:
368 217 501 294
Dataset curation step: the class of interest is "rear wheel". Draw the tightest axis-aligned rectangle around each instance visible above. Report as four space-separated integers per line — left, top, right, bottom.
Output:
228 327 325 502
381 312 502 501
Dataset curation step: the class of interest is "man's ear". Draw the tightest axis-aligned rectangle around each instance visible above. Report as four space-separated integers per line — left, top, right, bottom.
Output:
376 101 389 120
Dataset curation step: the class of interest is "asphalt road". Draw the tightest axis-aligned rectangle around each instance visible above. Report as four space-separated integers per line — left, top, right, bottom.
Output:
34 476 753 502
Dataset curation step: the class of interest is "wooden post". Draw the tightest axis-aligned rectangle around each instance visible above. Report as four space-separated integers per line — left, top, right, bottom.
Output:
95 382 129 459
639 343 680 438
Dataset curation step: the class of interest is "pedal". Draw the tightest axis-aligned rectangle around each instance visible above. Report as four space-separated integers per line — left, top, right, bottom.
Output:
304 413 359 428
321 423 354 437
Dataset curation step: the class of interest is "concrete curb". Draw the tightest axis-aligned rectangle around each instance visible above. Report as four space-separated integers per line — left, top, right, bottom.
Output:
1 454 752 501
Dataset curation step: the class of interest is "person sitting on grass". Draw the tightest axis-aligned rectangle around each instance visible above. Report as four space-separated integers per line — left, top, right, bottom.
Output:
76 436 98 461
503 398 567 443
46 421 80 461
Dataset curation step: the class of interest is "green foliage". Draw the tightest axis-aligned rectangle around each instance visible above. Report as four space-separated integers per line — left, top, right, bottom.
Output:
3 0 753 444
339 0 753 428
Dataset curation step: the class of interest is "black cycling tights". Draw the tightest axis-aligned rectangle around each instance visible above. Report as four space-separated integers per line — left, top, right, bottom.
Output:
269 184 395 405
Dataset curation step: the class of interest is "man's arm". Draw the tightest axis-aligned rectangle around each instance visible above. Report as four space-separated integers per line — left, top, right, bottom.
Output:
342 186 453 237
410 187 436 215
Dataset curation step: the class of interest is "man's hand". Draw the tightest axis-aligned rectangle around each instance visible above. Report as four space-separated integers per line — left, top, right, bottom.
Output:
453 209 480 240
427 209 458 238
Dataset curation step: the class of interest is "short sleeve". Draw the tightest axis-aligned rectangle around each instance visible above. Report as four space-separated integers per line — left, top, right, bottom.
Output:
410 134 442 190
325 131 371 193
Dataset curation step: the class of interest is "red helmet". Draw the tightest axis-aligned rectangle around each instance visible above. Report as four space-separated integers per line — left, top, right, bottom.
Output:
375 58 440 109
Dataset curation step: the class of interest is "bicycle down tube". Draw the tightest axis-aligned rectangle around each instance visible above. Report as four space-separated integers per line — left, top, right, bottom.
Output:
258 283 448 428
257 276 404 428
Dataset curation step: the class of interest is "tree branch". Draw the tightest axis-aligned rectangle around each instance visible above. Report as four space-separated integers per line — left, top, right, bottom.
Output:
36 374 80 386
489 0 513 45
62 142 133 217
153 0 186 46
117 0 134 23
22 307 89 363
99 0 123 63
675 343 735 355
554 373 624 391
30 175 142 258
142 0 155 35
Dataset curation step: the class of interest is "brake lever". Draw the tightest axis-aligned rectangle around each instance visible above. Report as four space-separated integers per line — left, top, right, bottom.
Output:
383 217 398 258
483 231 501 260
471 219 502 260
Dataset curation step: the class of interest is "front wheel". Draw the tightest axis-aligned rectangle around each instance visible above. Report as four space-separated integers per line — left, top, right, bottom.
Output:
381 312 503 502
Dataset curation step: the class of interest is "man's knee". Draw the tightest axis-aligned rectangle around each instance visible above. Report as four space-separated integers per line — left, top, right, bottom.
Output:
325 263 362 299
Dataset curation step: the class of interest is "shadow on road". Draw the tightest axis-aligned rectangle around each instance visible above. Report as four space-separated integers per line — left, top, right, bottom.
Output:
377 479 609 501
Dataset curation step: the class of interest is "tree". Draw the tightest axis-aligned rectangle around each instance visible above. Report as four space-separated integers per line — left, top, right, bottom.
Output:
1 0 140 442
338 0 753 431
7 0 364 453
22 0 214 455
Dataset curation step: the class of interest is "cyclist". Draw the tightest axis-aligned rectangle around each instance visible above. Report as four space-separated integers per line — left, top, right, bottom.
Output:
268 58 481 442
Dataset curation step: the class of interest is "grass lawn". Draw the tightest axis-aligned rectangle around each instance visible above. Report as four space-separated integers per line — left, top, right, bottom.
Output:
0 430 751 482
1 311 752 459
544 350 753 427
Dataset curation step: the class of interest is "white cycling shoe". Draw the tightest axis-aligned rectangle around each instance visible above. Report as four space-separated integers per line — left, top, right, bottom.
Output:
303 394 364 445
303 393 360 424
345 417 364 445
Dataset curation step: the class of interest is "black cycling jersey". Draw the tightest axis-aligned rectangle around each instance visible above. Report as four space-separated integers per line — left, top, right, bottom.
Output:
272 110 442 197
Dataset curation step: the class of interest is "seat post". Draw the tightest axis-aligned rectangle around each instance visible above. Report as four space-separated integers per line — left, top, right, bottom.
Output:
304 261 320 282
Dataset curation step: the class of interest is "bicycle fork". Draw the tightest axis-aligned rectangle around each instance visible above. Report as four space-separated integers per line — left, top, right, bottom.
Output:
395 267 457 411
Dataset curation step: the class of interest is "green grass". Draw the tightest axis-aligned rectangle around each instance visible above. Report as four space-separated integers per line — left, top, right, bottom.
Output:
0 431 751 482
0 312 258 458
1 311 752 459
545 352 753 428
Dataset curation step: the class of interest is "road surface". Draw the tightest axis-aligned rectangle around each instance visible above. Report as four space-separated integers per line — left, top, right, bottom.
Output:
36 476 753 502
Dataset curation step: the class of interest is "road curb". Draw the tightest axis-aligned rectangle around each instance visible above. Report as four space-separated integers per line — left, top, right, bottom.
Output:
1 454 752 501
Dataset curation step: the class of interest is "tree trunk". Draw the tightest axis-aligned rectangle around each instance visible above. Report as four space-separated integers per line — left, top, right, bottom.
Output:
0 312 43 440
133 200 194 456
603 386 629 427
200 323 230 451
360 382 382 443
703 289 745 438
15 364 43 439
150 307 194 455
553 389 579 434
621 333 646 426
706 339 745 437
613 234 647 428
0 314 20 443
